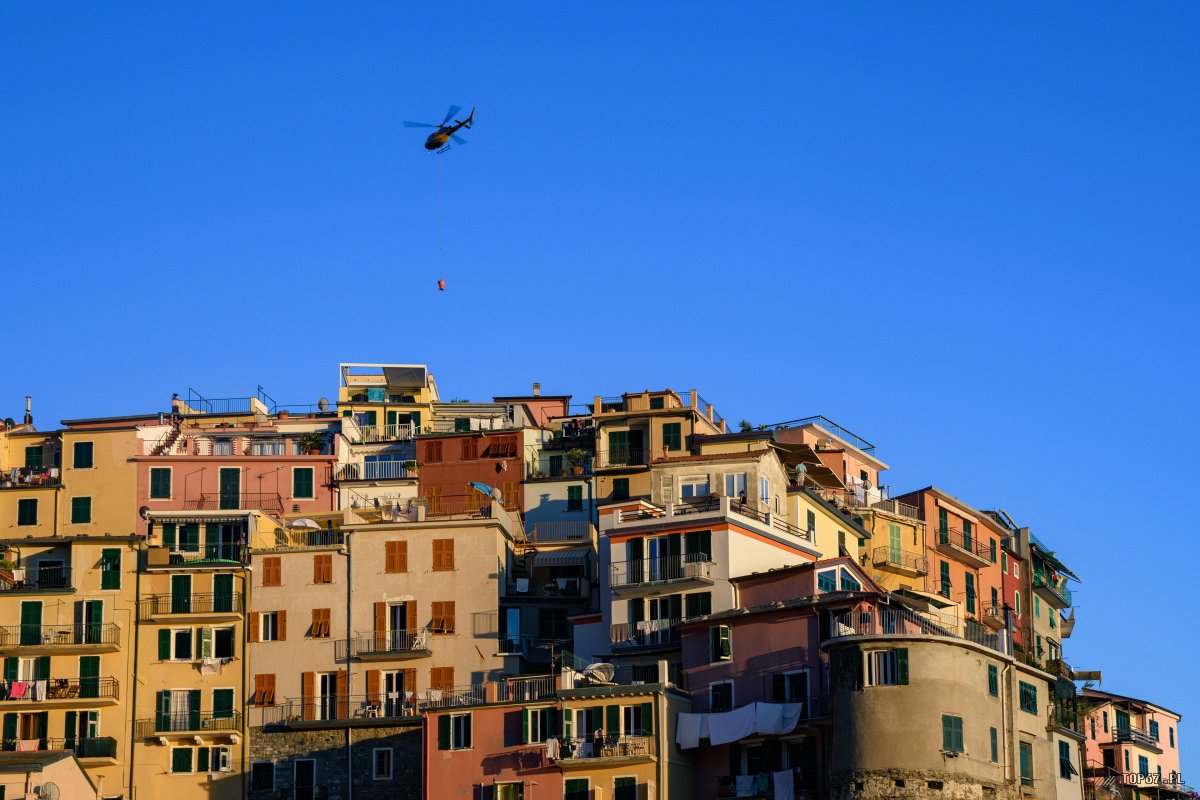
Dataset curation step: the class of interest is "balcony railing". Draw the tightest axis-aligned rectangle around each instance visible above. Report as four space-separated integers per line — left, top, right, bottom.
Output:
1033 572 1073 606
263 528 345 550
43 736 118 758
0 566 72 592
557 734 655 761
525 521 592 544
157 544 248 566
140 592 244 616
0 623 120 649
526 456 592 479
610 554 713 588
186 493 283 514
0 676 119 702
1113 726 1158 747
262 694 419 725
0 467 62 489
336 629 431 660
506 577 590 599
610 618 683 649
337 461 414 481
593 449 647 469
935 527 992 563
495 675 556 704
816 488 919 520
828 606 1011 654
1048 703 1081 735
871 546 928 574
135 711 243 738
356 423 416 444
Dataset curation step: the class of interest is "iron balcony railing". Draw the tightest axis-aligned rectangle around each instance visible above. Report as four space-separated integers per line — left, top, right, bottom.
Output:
1048 703 1081 735
1033 572 1073 606
140 592 244 616
0 623 120 648
160 544 249 565
266 529 345 550
44 736 118 758
816 488 919 520
1113 726 1158 747
593 449 647 469
525 521 592 544
0 467 63 489
495 675 556 704
610 554 713 588
872 546 928 574
557 734 656 761
187 492 284 514
336 629 431 660
526 455 593 479
262 694 419 725
135 710 243 738
827 606 1012 654
336 461 414 481
506 577 589 599
355 423 416 443
610 618 683 649
936 527 991 562
0 676 119 702
0 566 71 592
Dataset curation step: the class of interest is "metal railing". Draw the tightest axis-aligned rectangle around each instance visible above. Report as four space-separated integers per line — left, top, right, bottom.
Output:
135 710 243 738
44 736 117 758
506 578 589 599
816 488 919 520
772 415 876 455
0 623 121 648
184 389 255 415
186 493 283 514
526 455 592 479
158 544 248 566
355 423 416 444
337 628 431 660
935 527 991 561
558 734 655 760
618 505 666 523
0 566 71 592
496 675 556 703
140 592 244 616
675 496 721 516
610 554 713 587
525 521 592 544
829 606 989 648
1048 703 1081 734
1113 726 1158 747
694 395 724 427
422 493 520 518
611 618 683 649
0 467 62 488
593 449 647 469
336 461 413 481
261 694 419 725
1033 572 1073 606
0 676 119 701
264 528 345 550
872 546 928 574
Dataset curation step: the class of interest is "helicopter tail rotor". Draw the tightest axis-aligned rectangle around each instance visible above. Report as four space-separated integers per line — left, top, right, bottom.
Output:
403 120 439 128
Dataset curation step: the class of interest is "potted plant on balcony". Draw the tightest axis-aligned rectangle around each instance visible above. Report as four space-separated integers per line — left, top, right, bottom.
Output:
402 460 418 476
567 449 589 476
298 432 326 455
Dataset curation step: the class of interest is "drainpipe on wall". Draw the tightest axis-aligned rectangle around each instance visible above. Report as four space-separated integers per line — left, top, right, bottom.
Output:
128 546 142 800
341 531 353 800
1002 605 1015 788
241 559 251 800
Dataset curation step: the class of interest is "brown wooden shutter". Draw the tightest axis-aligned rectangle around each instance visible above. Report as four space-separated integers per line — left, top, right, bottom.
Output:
264 674 276 706
445 601 455 634
431 601 442 633
385 542 397 573
431 666 453 690
249 612 260 643
431 540 441 570
325 555 333 583
337 669 349 718
301 672 315 720
375 601 387 650
311 608 321 637
406 601 416 632
367 669 381 704
313 555 322 583
444 539 454 570
277 610 287 641
252 674 264 705
404 669 417 698
263 557 281 587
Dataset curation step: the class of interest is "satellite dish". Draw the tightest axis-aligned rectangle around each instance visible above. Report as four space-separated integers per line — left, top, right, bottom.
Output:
581 663 615 684
317 398 329 412
39 782 61 800
138 506 151 520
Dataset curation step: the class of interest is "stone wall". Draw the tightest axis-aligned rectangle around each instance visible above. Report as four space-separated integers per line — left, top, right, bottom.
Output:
248 724 421 800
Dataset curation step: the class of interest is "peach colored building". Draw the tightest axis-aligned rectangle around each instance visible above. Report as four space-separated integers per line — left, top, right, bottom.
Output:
1081 689 1187 798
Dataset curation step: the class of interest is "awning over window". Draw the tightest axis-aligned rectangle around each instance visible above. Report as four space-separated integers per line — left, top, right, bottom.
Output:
530 547 591 568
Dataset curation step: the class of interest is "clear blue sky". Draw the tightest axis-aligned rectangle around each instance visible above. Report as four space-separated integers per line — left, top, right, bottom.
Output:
3 3 1198 767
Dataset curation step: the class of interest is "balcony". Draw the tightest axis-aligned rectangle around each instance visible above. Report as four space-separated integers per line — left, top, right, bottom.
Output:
1047 703 1082 736
817 488 920 521
354 423 416 444
44 736 118 759
0 676 119 704
981 604 1007 631
336 629 432 661
934 527 992 568
186 492 283 514
593 449 647 470
0 624 121 654
525 521 593 545
147 544 248 568
871 546 928 577
1113 726 1162 752
610 619 683 651
609 554 715 597
257 528 345 551
505 577 590 601
526 455 593 481
556 734 656 767
0 566 73 593
827 606 1009 656
140 592 244 619
336 461 414 481
0 467 61 490
265 681 500 728
135 711 243 739
1033 572 1072 609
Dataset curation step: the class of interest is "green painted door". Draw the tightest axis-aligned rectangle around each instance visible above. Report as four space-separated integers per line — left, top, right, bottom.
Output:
19 601 42 646
218 468 240 510
79 656 100 699
212 574 233 613
171 575 192 614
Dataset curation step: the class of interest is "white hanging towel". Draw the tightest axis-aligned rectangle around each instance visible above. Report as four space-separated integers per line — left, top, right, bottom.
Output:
675 712 705 749
755 702 783 734
545 737 560 760
779 703 805 733
707 703 757 746
773 769 794 800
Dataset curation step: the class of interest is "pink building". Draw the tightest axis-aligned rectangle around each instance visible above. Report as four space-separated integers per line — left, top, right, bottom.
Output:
1081 688 1188 796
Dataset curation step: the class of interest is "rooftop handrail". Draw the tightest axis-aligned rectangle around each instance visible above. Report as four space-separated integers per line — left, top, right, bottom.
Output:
0 565 71 592
496 675 556 703
593 448 647 468
135 710 242 738
1033 572 1073 605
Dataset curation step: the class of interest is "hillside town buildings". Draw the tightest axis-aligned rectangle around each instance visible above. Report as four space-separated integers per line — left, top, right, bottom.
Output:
0 366 1186 800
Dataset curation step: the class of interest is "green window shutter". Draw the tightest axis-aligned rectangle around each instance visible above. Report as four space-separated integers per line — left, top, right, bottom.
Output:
606 705 620 735
438 715 451 750
189 690 201 729
199 627 213 659
990 727 998 762
71 497 91 524
213 689 234 718
521 708 530 744
2 659 16 682
3 713 16 743
988 664 998 696
150 468 171 499
64 711 78 747
161 523 176 548
213 573 233 613
158 629 171 660
205 524 220 548
16 499 37 526
196 747 210 773
294 468 314 499
562 708 573 740
896 648 909 684
101 548 121 590
640 702 653 735
25 446 42 469
35 656 49 681
942 716 952 750
965 573 976 614
73 442 93 469
172 747 193 773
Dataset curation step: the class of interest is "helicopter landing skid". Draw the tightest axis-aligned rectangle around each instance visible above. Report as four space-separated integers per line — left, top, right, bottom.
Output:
436 145 453 154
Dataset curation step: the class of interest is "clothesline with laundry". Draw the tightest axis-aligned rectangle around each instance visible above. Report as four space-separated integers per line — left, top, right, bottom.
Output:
675 702 807 748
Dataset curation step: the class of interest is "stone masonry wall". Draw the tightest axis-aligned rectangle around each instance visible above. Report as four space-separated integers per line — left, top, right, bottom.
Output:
249 724 421 800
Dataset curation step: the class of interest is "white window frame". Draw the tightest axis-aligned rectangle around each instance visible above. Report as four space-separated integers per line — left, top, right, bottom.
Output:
621 704 647 736
292 466 315 499
262 612 279 642
708 680 734 712
171 628 193 661
149 466 173 500
777 669 810 703
450 712 472 750
15 657 37 682
372 747 393 780
680 476 710 498
208 745 232 773
760 476 769 504
212 625 236 659
865 649 900 687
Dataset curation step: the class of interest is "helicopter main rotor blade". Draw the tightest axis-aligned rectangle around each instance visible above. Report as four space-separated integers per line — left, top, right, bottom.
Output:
450 134 469 146
403 120 438 128
441 105 462 125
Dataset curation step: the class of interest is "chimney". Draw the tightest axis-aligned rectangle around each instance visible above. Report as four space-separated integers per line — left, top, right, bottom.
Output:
23 395 32 426
532 382 541 397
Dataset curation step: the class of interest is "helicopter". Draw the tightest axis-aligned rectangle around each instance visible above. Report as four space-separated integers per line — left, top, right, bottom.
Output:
404 105 475 153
